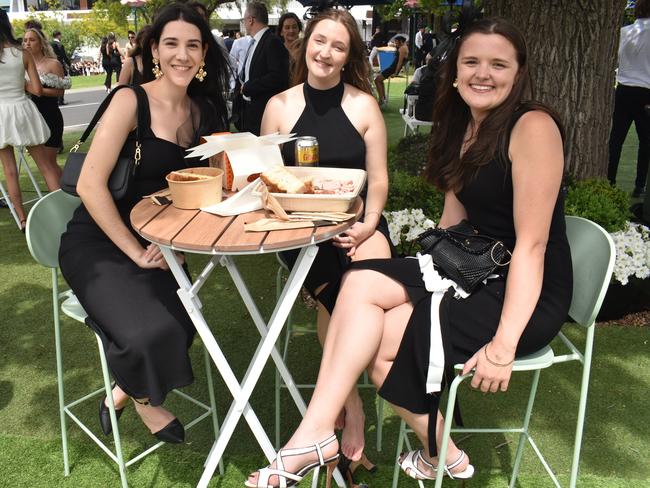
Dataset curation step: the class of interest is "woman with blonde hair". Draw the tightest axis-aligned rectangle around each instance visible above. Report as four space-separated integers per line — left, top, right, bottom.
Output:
23 27 69 184
261 7 393 475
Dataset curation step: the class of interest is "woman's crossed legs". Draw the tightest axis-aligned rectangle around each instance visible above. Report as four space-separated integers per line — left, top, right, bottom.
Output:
248 268 468 485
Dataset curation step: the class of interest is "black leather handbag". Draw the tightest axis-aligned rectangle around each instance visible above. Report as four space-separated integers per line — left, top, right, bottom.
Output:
60 85 146 199
417 220 511 293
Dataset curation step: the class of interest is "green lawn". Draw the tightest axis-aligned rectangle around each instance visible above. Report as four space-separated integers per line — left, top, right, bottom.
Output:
70 74 109 90
1 83 649 487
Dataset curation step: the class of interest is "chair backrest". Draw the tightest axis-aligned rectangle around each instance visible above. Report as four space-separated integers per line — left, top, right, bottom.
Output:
26 190 80 269
565 216 616 328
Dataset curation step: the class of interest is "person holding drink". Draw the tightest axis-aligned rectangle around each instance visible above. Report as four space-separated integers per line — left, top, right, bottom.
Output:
260 7 392 469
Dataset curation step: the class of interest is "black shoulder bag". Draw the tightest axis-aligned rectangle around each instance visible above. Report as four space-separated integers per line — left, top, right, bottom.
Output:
417 220 511 293
60 85 146 199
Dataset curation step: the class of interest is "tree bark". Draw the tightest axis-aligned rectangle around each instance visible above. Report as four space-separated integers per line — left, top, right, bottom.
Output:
481 0 626 179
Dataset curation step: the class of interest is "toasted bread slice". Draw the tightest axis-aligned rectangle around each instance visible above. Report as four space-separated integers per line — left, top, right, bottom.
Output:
260 166 309 194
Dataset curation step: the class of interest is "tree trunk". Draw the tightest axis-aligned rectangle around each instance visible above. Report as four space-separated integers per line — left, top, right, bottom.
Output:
481 0 626 179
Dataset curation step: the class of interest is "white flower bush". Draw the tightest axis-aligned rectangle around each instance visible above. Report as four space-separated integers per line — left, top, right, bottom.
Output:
383 208 435 256
610 222 650 286
384 208 650 287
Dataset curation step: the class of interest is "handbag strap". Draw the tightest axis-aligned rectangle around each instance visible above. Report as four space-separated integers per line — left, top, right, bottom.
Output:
70 85 148 152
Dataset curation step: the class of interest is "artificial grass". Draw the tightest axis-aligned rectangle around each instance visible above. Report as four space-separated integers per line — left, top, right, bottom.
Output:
1 91 649 487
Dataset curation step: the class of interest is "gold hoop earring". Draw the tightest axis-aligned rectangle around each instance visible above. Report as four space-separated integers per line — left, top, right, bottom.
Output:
152 58 163 79
195 61 206 82
452 79 459 88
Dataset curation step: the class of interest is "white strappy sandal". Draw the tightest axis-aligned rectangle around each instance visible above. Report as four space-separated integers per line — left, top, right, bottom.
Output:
399 449 475 480
245 434 340 488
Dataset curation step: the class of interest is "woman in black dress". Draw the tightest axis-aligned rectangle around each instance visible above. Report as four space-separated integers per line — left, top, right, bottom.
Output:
59 3 230 443
23 27 69 176
261 8 392 465
100 33 122 91
118 25 150 87
247 17 572 487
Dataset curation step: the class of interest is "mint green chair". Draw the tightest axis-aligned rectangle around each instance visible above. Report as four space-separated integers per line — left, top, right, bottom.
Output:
392 216 616 488
274 255 386 453
26 190 223 488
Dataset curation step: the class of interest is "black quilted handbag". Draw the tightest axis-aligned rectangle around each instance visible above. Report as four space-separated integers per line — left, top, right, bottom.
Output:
417 220 511 293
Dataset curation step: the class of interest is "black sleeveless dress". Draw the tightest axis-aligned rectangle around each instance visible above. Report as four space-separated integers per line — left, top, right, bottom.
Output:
58 87 205 406
280 81 394 314
352 107 573 455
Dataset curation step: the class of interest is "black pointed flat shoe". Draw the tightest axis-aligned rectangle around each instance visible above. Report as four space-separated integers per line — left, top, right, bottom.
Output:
99 397 125 436
153 418 185 444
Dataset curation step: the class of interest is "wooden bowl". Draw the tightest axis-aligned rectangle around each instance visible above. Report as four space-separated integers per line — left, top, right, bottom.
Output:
166 167 223 209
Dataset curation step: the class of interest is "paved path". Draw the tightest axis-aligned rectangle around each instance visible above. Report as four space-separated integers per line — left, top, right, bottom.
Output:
61 86 105 132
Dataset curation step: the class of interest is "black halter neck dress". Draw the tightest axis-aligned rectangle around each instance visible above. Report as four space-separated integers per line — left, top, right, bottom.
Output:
280 81 394 313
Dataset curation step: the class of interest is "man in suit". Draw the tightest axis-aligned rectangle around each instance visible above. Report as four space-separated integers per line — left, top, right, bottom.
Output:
234 1 288 135
51 30 70 105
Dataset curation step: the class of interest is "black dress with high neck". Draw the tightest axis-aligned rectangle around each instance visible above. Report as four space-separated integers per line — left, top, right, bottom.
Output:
280 81 394 314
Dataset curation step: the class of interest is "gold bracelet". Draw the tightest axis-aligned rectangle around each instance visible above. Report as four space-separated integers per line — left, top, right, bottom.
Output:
484 343 514 367
364 211 381 218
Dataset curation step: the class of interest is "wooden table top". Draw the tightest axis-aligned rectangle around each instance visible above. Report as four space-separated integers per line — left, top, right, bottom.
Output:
130 197 363 255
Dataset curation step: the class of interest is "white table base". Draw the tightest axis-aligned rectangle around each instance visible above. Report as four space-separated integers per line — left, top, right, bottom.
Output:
160 245 345 488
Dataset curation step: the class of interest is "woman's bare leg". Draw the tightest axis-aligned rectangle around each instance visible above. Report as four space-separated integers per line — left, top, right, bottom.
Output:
27 145 62 191
368 304 470 477
248 269 409 485
316 231 392 460
374 75 386 102
0 146 27 224
133 399 177 434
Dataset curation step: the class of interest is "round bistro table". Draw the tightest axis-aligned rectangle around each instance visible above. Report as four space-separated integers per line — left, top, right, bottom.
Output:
130 197 363 488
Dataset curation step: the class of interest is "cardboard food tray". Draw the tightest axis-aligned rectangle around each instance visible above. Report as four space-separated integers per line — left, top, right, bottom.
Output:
253 167 367 212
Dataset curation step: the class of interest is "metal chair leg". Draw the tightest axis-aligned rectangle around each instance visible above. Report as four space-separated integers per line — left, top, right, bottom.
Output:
203 345 224 476
96 335 128 488
435 373 469 488
509 369 542 488
569 327 595 488
391 420 407 488
52 274 70 476
376 397 384 452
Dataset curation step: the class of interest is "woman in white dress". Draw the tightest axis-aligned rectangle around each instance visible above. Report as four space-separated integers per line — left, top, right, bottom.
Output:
0 10 51 230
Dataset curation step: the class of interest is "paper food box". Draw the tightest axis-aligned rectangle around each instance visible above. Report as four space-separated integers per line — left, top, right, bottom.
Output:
186 132 295 191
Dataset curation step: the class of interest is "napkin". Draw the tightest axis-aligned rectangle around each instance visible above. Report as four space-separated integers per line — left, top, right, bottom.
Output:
200 178 263 216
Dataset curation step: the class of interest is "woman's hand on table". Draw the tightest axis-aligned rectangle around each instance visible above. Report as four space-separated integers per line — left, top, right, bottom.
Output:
132 244 185 271
462 340 515 393
333 221 375 257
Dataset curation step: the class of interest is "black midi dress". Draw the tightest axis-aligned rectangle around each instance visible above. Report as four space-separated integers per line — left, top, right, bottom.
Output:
280 81 395 313
58 86 204 406
352 107 573 454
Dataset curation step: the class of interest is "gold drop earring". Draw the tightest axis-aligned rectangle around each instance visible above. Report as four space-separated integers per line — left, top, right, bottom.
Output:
452 78 459 88
152 58 163 79
195 60 207 82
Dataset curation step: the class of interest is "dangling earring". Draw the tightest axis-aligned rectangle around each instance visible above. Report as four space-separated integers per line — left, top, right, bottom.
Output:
341 65 345 72
452 78 459 88
195 60 207 82
152 58 163 79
